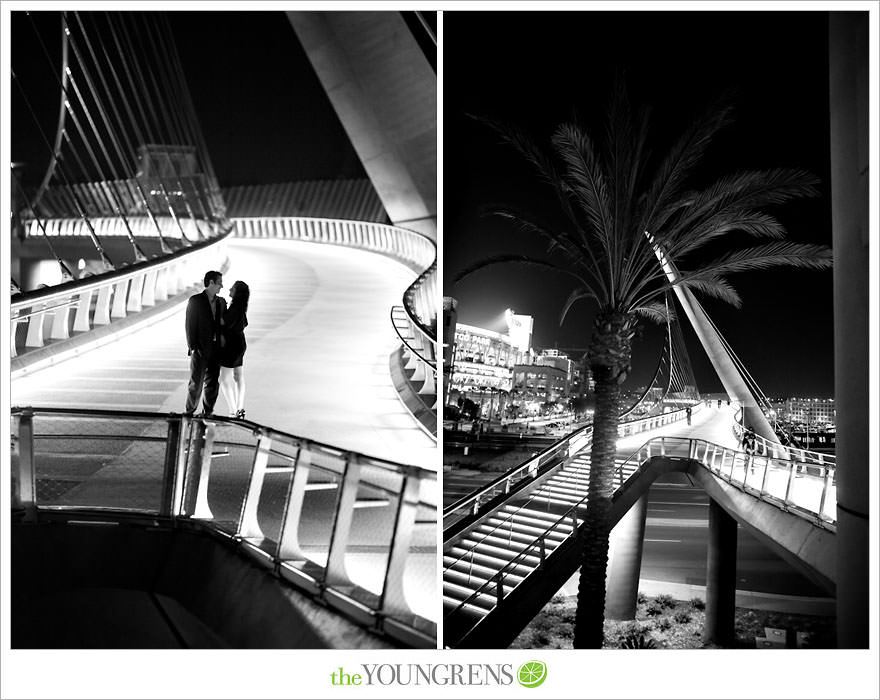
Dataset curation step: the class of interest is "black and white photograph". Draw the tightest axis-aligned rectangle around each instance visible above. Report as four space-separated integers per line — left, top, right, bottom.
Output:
1 3 878 700
5 9 438 651
442 9 870 654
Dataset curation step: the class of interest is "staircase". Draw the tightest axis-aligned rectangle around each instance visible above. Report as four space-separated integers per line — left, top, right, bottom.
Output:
442 444 637 647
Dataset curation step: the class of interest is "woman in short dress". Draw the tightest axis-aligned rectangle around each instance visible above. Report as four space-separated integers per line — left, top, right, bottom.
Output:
219 280 250 418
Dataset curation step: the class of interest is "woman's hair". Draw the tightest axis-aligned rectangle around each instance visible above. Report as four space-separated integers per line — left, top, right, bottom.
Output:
231 281 250 312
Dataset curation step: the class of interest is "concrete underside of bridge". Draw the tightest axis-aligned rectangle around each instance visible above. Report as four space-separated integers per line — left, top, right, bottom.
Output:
287 12 436 241
11 516 396 649
454 456 835 648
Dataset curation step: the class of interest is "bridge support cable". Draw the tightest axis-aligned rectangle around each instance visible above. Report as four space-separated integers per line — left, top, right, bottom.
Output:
113 13 209 243
12 68 114 271
647 231 779 445
26 12 144 262
693 297 777 417
127 13 216 238
158 12 228 226
101 12 196 246
30 16 70 215
13 178 75 283
67 11 174 253
23 13 149 264
146 12 222 220
58 13 149 262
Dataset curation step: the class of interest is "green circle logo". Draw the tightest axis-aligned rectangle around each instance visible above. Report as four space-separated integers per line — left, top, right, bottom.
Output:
517 660 547 688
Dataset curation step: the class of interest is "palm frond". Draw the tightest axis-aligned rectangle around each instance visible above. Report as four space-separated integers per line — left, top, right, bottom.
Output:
639 94 736 234
696 241 833 277
559 288 599 327
667 210 787 259
669 168 820 237
552 122 615 253
675 275 743 308
488 208 584 262
453 254 596 294
633 300 675 325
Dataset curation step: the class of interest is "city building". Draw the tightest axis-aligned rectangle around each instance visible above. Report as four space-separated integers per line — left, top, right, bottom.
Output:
769 397 836 428
448 321 528 417
511 363 569 406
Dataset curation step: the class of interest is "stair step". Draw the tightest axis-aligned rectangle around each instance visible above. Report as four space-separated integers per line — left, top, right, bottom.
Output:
482 518 570 543
447 546 539 575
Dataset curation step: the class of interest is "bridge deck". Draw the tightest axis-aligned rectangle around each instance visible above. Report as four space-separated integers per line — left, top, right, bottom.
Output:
11 238 436 470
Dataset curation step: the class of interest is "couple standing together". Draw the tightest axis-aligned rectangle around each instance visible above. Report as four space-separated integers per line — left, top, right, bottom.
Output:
185 270 250 418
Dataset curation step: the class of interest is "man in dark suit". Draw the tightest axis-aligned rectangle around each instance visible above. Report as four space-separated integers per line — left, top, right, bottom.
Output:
185 270 227 415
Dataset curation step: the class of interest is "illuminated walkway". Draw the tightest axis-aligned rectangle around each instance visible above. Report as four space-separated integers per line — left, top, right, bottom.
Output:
12 238 436 471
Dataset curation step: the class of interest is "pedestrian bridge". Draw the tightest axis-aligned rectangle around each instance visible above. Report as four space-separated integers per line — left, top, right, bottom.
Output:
11 217 439 648
442 402 837 648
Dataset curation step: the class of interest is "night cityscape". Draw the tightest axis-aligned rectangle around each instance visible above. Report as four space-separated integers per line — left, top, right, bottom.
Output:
1 5 877 700
441 8 869 662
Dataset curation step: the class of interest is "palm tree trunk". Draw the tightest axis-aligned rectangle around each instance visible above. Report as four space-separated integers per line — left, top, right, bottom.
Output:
573 311 633 648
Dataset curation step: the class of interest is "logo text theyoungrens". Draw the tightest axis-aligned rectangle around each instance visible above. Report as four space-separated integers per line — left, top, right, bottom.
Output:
330 664 515 686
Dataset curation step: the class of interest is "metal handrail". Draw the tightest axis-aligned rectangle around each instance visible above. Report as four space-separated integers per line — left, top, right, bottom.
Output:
11 226 231 310
444 433 835 635
731 420 835 467
401 260 437 343
11 405 437 647
444 405 696 525
390 306 436 370
11 406 435 480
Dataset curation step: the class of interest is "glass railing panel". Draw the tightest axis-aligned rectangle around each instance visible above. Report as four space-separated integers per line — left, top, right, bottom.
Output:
200 422 261 533
407 501 439 622
29 412 170 511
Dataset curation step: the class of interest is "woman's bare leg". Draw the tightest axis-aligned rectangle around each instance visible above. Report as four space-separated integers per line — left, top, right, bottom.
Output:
219 367 238 416
233 366 246 413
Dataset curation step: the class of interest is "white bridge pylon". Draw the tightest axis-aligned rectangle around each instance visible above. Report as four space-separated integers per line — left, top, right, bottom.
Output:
649 233 780 447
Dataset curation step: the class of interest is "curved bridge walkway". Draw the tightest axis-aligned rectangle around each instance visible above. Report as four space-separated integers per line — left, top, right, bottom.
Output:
443 404 836 647
12 237 437 630
12 238 435 470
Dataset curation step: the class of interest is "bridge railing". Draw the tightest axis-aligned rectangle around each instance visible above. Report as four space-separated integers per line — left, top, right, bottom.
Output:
625 436 836 528
731 420 835 467
444 430 833 639
443 404 699 535
24 214 207 240
10 230 231 368
232 215 438 430
10 406 437 648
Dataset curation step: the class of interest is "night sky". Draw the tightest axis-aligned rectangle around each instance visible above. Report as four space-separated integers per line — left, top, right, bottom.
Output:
443 11 835 398
11 11 363 188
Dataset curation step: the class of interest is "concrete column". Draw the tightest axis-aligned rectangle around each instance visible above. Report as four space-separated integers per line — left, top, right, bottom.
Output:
829 12 869 649
702 498 738 646
604 492 648 620
287 12 436 242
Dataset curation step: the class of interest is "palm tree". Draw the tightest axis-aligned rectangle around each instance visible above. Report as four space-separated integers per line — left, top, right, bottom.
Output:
455 85 832 648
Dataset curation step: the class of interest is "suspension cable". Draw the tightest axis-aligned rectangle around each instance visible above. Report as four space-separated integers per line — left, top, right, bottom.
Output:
13 176 75 281
62 12 151 261
70 11 172 253
12 69 113 269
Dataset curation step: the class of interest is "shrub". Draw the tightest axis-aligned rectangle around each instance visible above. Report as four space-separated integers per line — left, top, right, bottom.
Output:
655 594 676 609
656 618 672 632
690 597 706 611
645 602 664 617
674 610 692 624
636 592 648 605
618 632 657 649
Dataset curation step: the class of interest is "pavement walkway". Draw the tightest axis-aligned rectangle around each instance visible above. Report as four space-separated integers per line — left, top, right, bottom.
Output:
12 238 437 470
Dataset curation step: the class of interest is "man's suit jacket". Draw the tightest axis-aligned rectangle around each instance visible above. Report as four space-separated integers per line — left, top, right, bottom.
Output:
185 291 227 361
